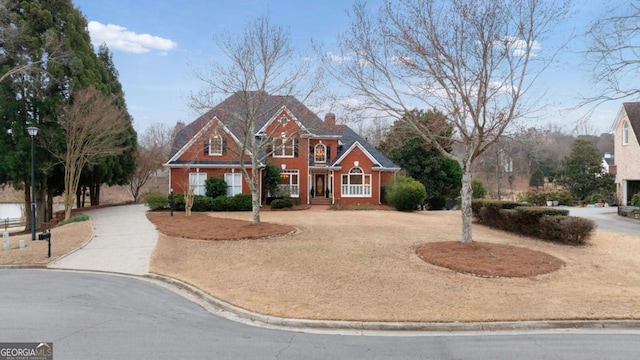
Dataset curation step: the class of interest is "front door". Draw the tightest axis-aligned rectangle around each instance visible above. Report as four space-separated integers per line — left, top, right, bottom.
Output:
315 174 325 197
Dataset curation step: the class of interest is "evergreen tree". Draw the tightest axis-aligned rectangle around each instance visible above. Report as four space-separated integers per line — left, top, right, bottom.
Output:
0 0 135 226
556 139 606 201
379 110 461 209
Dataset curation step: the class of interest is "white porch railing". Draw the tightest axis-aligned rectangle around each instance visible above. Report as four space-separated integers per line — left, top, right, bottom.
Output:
341 184 371 197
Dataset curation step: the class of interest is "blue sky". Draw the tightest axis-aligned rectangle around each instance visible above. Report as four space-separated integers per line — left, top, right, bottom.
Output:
72 0 622 137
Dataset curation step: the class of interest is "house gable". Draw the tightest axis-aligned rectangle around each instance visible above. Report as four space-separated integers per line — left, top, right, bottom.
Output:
332 125 399 171
333 141 380 169
166 116 250 167
257 105 310 137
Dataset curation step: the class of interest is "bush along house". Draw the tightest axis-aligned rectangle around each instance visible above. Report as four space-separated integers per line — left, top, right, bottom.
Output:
165 92 400 206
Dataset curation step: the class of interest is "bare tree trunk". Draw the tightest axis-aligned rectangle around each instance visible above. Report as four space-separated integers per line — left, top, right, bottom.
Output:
91 182 101 206
252 191 260 224
76 187 81 208
460 162 473 244
184 188 194 217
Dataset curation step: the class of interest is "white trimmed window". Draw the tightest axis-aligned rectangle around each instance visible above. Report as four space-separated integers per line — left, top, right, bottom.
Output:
314 143 326 163
277 170 300 197
341 167 371 197
224 173 242 196
210 135 223 155
273 136 295 157
623 121 629 145
189 172 206 196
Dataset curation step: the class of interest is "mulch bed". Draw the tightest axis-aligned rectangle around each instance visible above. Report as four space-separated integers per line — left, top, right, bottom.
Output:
146 211 295 240
416 241 565 278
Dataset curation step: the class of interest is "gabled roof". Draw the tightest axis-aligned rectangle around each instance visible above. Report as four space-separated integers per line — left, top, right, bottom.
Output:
612 102 640 141
169 92 338 159
623 102 640 143
332 125 399 170
168 91 399 171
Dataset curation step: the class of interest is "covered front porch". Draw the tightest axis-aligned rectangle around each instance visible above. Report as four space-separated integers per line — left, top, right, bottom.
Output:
309 170 334 205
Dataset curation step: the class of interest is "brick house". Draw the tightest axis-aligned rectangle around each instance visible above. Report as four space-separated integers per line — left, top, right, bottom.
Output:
165 92 399 205
611 102 640 205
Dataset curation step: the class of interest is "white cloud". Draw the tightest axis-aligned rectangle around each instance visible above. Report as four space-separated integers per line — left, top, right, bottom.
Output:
390 55 415 66
498 36 541 57
87 21 177 54
326 52 351 63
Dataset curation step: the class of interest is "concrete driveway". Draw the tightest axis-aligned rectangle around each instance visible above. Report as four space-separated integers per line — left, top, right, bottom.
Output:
565 206 640 235
48 204 157 275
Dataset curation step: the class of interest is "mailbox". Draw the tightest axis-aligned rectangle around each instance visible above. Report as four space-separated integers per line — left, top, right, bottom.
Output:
38 230 52 258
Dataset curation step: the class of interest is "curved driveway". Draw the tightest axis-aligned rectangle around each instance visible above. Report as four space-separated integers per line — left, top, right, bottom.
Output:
48 204 157 275
566 206 640 235
2 269 640 360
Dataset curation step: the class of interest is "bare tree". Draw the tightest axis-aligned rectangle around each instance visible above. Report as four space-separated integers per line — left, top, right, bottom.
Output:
327 0 569 243
128 123 172 202
55 86 128 220
140 122 173 158
128 147 165 202
583 2 640 110
190 17 321 224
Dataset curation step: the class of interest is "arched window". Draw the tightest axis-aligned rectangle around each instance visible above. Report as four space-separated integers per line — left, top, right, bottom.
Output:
341 167 371 197
209 135 223 155
314 143 326 163
623 121 629 145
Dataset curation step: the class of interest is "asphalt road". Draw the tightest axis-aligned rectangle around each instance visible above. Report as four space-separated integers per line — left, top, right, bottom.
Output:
2 270 640 360
565 206 640 235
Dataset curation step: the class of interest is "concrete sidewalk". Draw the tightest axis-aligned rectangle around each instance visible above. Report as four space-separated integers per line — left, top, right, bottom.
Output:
48 204 157 275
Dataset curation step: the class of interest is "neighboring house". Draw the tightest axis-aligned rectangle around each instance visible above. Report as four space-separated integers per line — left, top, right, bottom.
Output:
611 102 640 205
602 153 616 175
165 92 399 205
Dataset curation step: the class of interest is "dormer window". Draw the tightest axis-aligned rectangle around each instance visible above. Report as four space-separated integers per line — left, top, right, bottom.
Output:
209 135 223 155
314 143 326 163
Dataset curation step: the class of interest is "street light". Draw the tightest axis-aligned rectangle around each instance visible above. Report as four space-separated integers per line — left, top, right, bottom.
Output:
26 126 38 241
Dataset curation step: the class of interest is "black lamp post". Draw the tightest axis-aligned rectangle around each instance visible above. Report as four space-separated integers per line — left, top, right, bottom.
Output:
26 126 39 241
169 188 174 216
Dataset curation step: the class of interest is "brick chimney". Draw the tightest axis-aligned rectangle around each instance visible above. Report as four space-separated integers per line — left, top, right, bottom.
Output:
324 112 336 127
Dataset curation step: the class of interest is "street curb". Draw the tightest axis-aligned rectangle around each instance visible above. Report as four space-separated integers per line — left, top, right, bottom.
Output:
145 273 640 333
0 264 47 269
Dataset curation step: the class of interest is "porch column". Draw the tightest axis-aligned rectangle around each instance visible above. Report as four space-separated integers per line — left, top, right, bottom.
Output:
330 170 335 204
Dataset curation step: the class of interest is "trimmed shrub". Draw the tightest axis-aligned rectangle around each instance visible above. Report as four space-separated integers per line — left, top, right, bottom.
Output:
191 195 212 212
211 196 231 211
57 213 90 227
538 216 595 245
230 193 252 211
205 177 228 199
271 198 293 209
515 206 569 217
631 193 640 207
210 194 253 211
171 193 186 211
386 176 427 211
143 192 168 211
472 200 593 245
